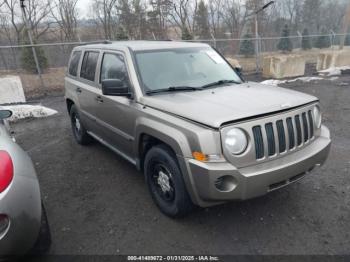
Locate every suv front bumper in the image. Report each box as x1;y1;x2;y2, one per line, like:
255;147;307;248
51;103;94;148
185;125;331;207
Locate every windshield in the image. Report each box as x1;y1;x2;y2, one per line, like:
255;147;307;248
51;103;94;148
134;47;242;93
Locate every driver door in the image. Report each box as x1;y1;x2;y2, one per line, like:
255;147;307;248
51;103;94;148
94;51;138;161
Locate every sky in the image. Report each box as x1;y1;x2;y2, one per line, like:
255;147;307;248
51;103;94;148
77;0;91;18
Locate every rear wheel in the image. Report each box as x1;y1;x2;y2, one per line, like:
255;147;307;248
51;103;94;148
144;145;193;218
70;105;92;145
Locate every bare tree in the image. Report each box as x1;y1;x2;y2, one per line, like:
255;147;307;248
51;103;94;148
279;0;302;33
91;0;118;39
169;0;198;35
320;0;348;33
1;0;24;44
50;0;79;41
24;0;54;41
222;0;249;38
208;0;226;38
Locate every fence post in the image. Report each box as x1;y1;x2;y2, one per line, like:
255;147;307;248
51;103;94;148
297;31;302;49
254;14;260;72
330;30;334;49
210;33;217;48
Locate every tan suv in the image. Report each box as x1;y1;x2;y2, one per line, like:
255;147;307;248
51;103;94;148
65;41;331;217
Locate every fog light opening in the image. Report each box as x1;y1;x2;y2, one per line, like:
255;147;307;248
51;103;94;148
214;176;237;192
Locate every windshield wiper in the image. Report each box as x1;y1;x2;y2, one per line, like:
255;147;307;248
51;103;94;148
146;86;203;95
201;80;241;89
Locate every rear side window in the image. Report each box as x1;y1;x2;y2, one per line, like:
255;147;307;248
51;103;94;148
80;51;99;82
68;51;81;76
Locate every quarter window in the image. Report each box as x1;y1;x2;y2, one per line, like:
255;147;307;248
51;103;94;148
100;53;129;85
80;51;99;82
68;51;81;76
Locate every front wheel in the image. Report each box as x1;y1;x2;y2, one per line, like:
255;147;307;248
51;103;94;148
144;145;194;218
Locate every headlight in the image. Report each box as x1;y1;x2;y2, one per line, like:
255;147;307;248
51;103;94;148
313;106;322;129
225;128;248;155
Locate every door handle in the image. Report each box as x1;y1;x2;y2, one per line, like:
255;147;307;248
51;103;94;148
76;87;82;93
96;95;104;103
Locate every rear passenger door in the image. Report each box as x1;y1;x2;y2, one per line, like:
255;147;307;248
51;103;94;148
77;50;101;133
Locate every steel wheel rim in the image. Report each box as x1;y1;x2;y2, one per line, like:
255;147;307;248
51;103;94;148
72;113;81;137
151;163;175;202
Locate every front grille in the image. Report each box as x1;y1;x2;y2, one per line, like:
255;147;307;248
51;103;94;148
252;110;315;160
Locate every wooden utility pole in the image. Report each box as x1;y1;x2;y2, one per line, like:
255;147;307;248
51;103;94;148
20;0;45;88
340;3;350;50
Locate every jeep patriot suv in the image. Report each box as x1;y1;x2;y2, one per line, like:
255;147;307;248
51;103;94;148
65;41;331;217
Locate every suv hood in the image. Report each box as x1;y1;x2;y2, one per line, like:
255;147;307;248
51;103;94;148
140;82;318;128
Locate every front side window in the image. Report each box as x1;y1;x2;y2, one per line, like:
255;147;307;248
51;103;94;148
135;47;242;93
68;51;81;76
80;51;99;82
100;53;129;82
100;53;129;86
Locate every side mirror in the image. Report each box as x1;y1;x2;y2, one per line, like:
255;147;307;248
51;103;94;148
101;79;131;97
0;110;12;120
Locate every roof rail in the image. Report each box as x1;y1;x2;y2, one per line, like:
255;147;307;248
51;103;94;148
79;40;112;46
153;39;173;41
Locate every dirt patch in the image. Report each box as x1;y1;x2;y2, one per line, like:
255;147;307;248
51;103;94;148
0;67;66;100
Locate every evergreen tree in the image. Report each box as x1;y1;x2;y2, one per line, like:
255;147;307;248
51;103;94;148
20;33;48;73
194;0;210;39
118;0;131;33
302;28;312;50
182;27;193;40
239;33;255;57
116;26;129;40
277;24;293;52
314;28;331;49
147;0;172;40
21;46;48;73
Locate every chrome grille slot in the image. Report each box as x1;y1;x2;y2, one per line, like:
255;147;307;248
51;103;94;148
276;120;286;153
265;123;276;156
302;112;309;142
251;109;315;160
286;117;295;149
308;110;314;138
295;115;302;146
252;126;264;159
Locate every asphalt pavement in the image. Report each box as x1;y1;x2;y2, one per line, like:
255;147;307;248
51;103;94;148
11;75;350;255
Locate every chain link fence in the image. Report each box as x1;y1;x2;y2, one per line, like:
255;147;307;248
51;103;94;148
0;33;349;97
1;33;349;71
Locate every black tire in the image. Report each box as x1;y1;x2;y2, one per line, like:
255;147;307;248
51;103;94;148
144;145;194;218
30;203;51;255
70;104;92;145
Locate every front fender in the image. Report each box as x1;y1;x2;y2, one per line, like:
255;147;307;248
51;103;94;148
134;117;204;205
134;117;193;158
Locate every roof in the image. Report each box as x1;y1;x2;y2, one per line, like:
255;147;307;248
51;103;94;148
78;41;210;51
